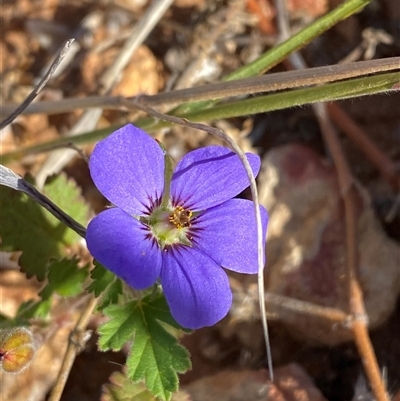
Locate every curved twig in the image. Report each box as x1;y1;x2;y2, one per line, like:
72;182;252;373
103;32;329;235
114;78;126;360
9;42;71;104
0;39;75;130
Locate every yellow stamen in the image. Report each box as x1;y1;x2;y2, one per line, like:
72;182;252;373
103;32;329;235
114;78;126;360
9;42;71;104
169;206;192;229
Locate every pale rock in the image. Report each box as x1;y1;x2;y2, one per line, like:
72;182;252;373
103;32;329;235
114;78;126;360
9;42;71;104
230;144;400;345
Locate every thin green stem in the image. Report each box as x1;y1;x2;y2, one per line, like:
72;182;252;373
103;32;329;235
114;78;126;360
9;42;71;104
158;141;174;208
177;72;400;123
172;0;372;114
1;72;398;164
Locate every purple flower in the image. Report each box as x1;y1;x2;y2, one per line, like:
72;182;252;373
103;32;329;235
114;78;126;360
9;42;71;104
86;124;268;329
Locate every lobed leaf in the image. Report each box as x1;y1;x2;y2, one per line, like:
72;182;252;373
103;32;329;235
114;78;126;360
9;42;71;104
87;262;117;297
0;174;88;280
98;295;191;400
40;257;89;300
16;299;52;321
102;371;156;401
87;262;123;310
43;174;88;244
0;185;62;280
98;279;124;310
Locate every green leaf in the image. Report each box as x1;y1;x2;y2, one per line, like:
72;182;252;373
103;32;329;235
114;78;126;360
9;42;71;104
14;258;87;322
87;263;116;297
0;186;61;280
16;299;52;321
87;262;123;310
43;174;89;244
98;279;123;310
0;174;88;280
0;313;14;329
102;371;157;401
98;302;138;351
98;295;191;400
40;258;89;300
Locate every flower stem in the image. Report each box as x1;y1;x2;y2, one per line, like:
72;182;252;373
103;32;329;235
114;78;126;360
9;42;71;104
157;140;174;209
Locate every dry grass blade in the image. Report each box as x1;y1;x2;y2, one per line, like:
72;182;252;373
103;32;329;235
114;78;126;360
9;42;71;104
1;57;398;118
119;97;274;381
0;39;75;130
35;0;175;189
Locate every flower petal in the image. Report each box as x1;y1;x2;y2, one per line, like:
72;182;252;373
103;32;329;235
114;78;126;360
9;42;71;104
89;124;164;215
191;199;268;274
86;208;161;289
171;146;260;210
161;246;232;329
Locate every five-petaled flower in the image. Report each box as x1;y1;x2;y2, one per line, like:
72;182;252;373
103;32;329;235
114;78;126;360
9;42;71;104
86;124;268;329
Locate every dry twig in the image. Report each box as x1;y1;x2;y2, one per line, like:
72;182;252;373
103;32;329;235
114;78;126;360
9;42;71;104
2;57;398;118
327;103;400;191
317;106;389;401
274;0;389;399
48;296;99;401
35;0;175;188
0;39;75;130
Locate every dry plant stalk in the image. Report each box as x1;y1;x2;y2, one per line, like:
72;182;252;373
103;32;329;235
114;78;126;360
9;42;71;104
327;103;400;191
0;39;75;130
47;296;98;401
318;109;390;401
319;83;390;401
274;0;390;398
1;57;399;118
120;97;274;379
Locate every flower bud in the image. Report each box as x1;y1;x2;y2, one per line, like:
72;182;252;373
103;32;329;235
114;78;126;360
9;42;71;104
0;327;35;373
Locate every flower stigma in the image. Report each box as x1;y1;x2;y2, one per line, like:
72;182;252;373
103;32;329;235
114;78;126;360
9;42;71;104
147;204;193;249
169;206;192;229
